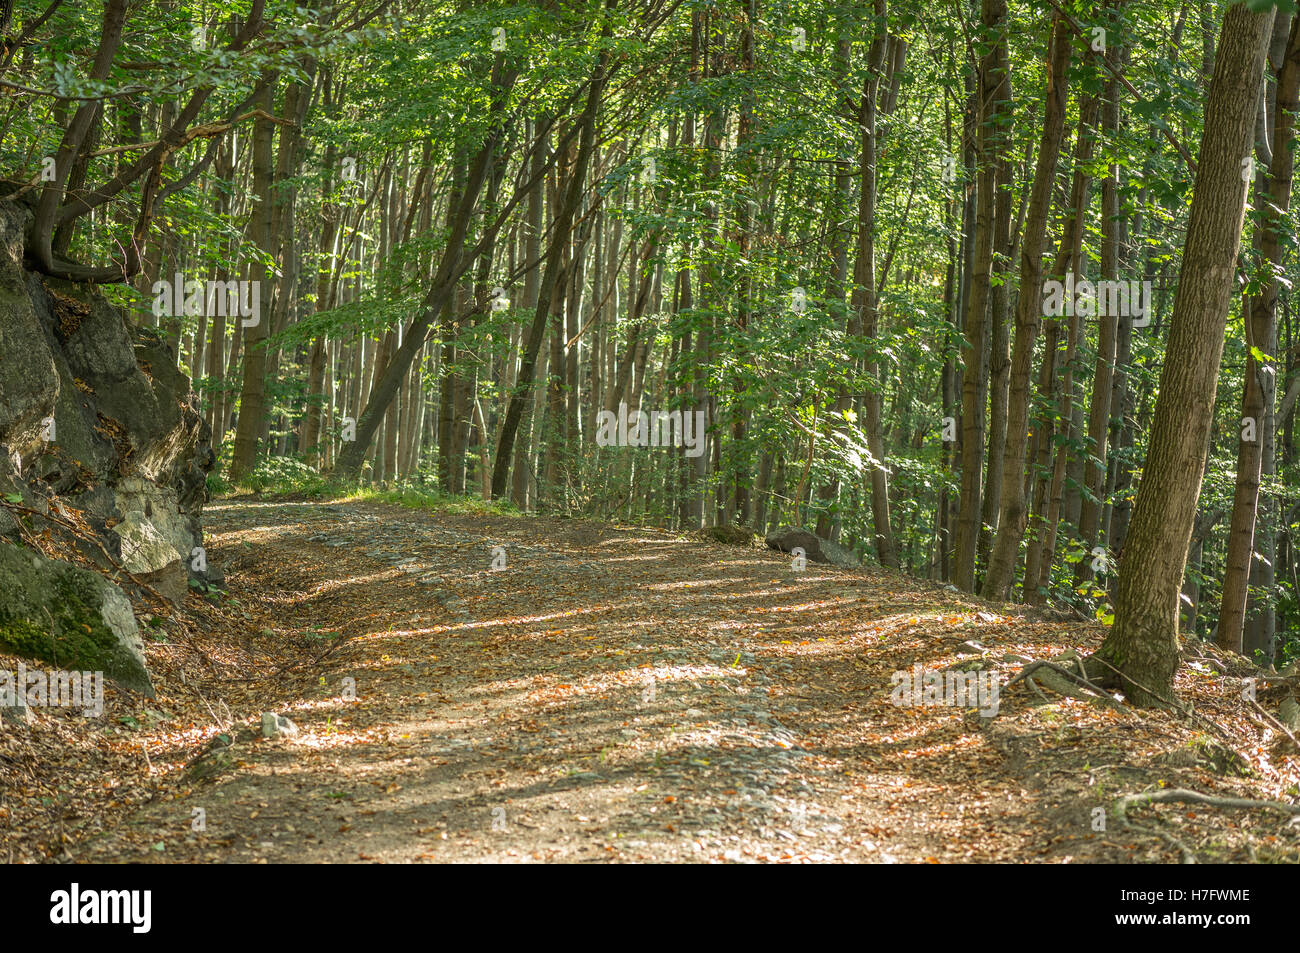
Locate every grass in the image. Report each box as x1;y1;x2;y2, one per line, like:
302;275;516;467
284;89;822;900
209;455;518;519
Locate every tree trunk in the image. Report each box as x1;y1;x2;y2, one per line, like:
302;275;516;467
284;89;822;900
955;0;1009;589
1217;13;1299;656
982;11;1072;600
492;47;609;498
1095;1;1275;705
854;0;898;568
229;81;277;481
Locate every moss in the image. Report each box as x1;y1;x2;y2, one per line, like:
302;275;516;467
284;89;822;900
0;571;122;672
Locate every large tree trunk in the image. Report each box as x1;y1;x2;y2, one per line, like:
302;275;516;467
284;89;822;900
1076;32;1126;584
229;81;278;481
977;43;1017;577
1217;12;1299;656
854;0;898;568
1094;1;1275;706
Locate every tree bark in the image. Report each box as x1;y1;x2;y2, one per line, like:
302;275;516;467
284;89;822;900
491;42;610;498
1217;13;1299;656
1095;1;1275;705
981;11;1072;600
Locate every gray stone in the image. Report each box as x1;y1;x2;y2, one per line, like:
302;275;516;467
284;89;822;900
1278;696;1300;731
0;208;57;459
1;701;32;727
113;512;186;602
764;526;860;569
260;713;299;739
0;201;219;603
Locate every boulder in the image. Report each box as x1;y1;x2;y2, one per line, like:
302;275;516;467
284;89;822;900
765;526;862;569
260;713;298;739
0;199;218;687
113;513;187;603
1279;696;1300;732
0;541;154;696
0;205;57;461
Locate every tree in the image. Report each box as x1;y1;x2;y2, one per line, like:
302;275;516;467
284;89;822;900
981;10;1072;601
1092;0;1276;706
1216;12;1300;657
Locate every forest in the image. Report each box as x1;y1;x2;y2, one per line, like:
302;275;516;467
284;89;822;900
1;0;1300;869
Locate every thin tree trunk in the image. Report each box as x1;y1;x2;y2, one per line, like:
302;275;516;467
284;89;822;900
982;12;1072;600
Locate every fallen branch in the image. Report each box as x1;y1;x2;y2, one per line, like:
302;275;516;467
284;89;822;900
1246;696;1300;757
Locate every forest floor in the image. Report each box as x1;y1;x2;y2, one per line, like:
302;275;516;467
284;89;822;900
4;497;1300;864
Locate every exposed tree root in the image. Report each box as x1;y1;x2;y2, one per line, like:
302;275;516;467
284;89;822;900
1114;787;1300;826
1111;788;1300;864
1005;659;1126;709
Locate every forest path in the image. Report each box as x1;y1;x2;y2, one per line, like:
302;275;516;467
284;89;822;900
76;499;1118;863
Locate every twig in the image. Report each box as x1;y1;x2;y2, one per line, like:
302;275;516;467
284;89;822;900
1126;822;1196;864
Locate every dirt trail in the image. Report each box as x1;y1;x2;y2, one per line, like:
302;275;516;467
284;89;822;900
64;500;1300;864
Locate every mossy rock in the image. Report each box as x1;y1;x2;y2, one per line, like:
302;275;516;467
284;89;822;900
0;540;153;696
701;525;756;546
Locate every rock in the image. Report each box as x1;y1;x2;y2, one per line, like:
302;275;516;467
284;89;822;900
113;512;186;602
1;701;32;727
113;478;198;561
0;206;58;460
764;526;861;569
0;200;219;603
1278;696;1300;731
766;527;823;561
260;712;298;739
0;540;154;696
701;525;755;546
